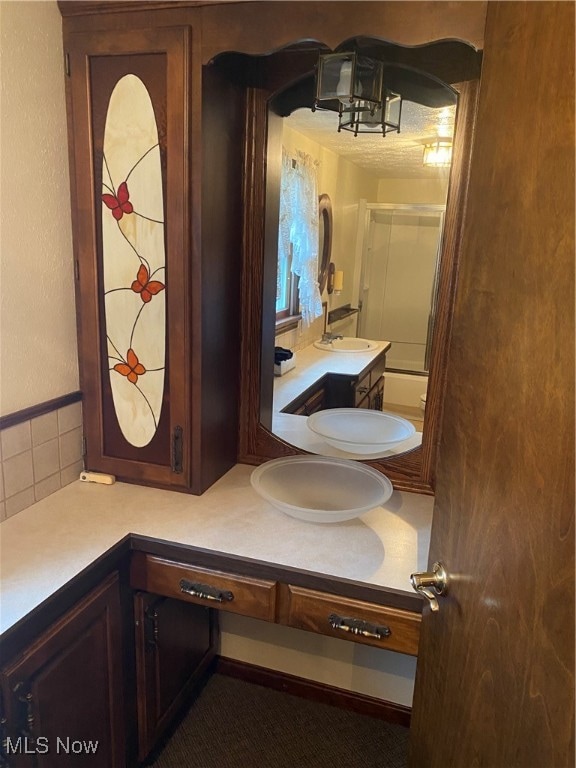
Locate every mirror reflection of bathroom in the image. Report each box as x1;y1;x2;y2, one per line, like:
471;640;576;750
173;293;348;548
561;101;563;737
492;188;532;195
266;52;458;457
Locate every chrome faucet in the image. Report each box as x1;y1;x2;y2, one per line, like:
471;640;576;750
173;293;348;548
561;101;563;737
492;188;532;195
320;332;344;343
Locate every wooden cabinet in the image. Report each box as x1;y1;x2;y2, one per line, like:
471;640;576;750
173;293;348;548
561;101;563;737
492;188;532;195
0;574;124;768
134;592;216;762
63;20;243;494
0;546;423;768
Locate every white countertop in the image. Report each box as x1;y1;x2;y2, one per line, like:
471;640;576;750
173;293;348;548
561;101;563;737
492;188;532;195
0;464;433;635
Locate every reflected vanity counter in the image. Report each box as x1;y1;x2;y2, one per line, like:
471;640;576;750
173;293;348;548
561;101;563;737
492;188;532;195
272;341;423;458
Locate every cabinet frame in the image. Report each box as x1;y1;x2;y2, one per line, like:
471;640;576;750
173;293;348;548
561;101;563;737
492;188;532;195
66;26;193;489
63;20;244;494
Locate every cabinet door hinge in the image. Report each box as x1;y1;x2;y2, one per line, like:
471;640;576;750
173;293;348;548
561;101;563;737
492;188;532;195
64;52;70;77
74;260;80;281
171;426;183;473
82;437;87;457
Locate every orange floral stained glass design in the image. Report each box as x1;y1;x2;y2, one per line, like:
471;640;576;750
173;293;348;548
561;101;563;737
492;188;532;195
113;348;146;384
131;264;165;303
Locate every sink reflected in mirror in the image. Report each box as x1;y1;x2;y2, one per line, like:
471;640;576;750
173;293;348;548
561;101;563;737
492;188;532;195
307;408;416;454
313;337;379;353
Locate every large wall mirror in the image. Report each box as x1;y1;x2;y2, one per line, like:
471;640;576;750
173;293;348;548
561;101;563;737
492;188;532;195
237;33;482;494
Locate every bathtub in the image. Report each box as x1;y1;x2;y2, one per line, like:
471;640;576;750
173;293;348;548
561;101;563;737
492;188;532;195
383;371;428;411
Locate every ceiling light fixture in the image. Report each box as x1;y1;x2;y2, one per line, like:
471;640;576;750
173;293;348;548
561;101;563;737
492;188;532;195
313;51;402;137
423;138;453;167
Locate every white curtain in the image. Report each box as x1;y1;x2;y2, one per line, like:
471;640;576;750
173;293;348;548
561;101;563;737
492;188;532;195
278;148;323;327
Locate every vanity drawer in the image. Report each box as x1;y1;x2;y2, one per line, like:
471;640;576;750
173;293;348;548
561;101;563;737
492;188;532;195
133;555;278;622
283;585;421;655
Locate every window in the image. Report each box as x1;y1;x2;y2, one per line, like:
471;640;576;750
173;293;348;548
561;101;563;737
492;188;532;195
276;148;323;329
276;241;298;321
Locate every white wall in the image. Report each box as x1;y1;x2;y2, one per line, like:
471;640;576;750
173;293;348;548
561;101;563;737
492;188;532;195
378;176;449;205
0;0;79;416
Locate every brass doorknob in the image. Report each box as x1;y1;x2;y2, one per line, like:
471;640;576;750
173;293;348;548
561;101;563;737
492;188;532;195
410;561;448;612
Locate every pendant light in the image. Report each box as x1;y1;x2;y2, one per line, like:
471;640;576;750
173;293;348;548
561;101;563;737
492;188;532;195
313;51;402;137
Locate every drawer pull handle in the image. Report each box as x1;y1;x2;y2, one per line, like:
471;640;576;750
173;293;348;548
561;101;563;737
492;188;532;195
328;613;391;640
179;579;234;603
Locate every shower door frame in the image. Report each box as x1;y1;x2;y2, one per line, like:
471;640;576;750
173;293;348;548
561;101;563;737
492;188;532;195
356;202;446;375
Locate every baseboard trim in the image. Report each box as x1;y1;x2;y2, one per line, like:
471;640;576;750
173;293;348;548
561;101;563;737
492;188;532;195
215;656;411;728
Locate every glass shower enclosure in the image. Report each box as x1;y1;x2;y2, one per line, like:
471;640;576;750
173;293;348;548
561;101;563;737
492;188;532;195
356;204;445;374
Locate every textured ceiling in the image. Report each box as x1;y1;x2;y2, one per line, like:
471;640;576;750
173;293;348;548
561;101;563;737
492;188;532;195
285;100;456;179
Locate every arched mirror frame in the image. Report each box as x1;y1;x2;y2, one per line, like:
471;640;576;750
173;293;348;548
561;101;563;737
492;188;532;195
238;57;480;495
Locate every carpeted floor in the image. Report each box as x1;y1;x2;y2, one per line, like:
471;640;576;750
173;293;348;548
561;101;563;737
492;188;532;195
151;674;409;768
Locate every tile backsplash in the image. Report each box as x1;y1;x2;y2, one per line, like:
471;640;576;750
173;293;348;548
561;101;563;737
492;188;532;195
276;314;326;353
0;402;84;521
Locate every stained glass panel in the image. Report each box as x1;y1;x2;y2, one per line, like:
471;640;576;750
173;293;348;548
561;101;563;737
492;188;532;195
102;74;166;447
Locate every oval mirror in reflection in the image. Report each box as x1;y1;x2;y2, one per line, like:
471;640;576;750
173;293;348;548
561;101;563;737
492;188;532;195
317;193;332;294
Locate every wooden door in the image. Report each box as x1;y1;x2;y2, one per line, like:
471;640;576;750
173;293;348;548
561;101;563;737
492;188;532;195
134;592;216;762
0;574;125;768
65;26;192;489
410;3;574;766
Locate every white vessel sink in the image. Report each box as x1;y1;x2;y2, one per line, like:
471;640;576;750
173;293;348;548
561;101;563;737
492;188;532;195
313;337;378;352
250;456;393;523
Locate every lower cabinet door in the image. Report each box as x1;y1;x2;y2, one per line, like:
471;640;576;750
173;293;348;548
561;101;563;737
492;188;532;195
0;573;125;768
134;592;216;762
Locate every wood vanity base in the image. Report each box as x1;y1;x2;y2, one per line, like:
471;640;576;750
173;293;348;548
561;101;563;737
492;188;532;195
1;537;422;768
